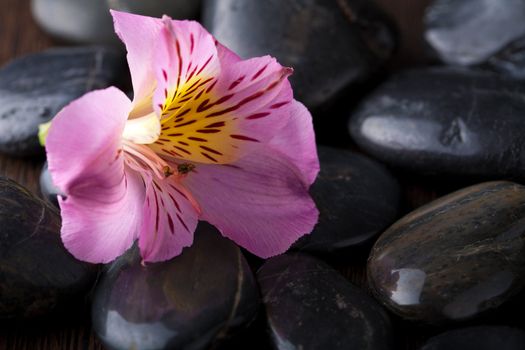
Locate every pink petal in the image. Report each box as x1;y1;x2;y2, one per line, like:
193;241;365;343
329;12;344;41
151;51;295;165
139;176;199;262
111;10;163;110
268;100;319;185
182;148;318;258
153;17;220;118
46;87;145;263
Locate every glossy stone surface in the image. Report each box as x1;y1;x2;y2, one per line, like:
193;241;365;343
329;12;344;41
258;253;393;350
293;146;400;256
31;0;201;45
421;326;525;350
0;177;97;319
425;0;525;78
349;67;525;178
39;161;61;208
203;0;396;111
0;47;122;156
92;223;259;350
368;181;525;323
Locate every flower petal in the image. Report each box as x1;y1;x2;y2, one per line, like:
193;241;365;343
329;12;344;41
152;49;294;165
111;10;163;112
58;168;144;264
153;16;220;119
46;87;144;263
138;176;199;262
181;148;318;258
268;100;319;185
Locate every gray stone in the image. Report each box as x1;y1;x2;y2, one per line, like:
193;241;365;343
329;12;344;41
39;161;61;207
0;47;123;156
31;0;201;45
349;67;525;178
424;0;525;78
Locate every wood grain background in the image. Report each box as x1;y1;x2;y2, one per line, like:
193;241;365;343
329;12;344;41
0;0;505;349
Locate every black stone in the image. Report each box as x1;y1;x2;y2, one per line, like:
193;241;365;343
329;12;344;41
484;36;525;79
31;0;201;45
424;0;525;78
203;0;396;111
349;67;525;178
368;181;525;323
0;177;97;319
293;146;400;256
0;47;123;156
420;326;525;350
258;253;393;350
39;161;61;208
92;223;259;350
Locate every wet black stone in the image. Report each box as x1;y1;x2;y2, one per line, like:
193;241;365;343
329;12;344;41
420;326;525;350
424;0;525;78
0;177;97;319
92;223;260;350
258;253;393;350
39;161;61;208
293;146;400;257
368;181;525;324
349;67;525;178
0;47;123;156
31;0;201;45
203;0;397;111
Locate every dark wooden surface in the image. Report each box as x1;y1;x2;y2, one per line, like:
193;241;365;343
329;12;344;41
0;0;509;349
0;1;104;349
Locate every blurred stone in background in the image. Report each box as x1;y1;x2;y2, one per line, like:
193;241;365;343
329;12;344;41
31;0;201;45
39;161;60;207
425;0;525;78
203;0;397;112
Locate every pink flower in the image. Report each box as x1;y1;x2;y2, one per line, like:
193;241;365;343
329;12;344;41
45;11;319;263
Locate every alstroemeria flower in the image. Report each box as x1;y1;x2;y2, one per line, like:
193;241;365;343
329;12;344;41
45;11;319;263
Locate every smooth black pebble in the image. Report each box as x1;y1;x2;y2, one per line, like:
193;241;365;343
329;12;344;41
349;67;525;178
420;326;525;350
0;177;97;319
293;146;400;257
92;223;260;350
368;181;525;323
258;253;393;350
203;0;397;111
0;47;123;156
